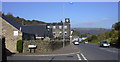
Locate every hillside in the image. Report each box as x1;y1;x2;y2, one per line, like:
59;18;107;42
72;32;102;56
72;28;111;35
4;13;46;26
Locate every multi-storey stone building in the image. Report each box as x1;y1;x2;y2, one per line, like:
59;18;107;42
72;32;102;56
47;18;71;40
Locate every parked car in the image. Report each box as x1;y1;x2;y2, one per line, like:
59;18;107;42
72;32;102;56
84;41;88;44
72;41;79;45
99;41;110;47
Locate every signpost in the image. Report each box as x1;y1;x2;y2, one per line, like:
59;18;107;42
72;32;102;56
28;45;37;53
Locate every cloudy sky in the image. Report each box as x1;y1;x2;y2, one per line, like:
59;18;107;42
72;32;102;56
2;2;118;29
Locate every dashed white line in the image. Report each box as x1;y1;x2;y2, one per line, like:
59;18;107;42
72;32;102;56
99;48;117;53
106;50;117;53
81;53;87;60
76;54;81;60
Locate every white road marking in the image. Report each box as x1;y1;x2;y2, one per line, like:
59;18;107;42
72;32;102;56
81;53;87;60
76;54;81;60
106;50;117;53
99;48;117;53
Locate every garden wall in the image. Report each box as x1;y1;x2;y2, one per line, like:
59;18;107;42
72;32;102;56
23;40;70;53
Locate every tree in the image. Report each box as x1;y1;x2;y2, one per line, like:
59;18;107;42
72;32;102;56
72;30;80;36
112;22;120;48
6;13;14;17
87;35;98;42
112;22;120;30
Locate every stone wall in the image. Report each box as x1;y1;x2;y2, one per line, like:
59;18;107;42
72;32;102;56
2;18;22;53
23;40;70;53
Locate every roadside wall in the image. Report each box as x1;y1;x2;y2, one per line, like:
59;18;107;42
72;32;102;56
23;40;70;53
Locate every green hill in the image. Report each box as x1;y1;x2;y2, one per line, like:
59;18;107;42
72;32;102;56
72;28;111;35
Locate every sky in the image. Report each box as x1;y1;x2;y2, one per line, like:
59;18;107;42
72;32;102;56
1;0;120;2
2;2;118;29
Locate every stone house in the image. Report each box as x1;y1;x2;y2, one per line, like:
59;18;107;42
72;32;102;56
2;16;23;53
46;18;71;40
1;15;51;53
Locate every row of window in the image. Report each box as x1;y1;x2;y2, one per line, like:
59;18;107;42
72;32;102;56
47;25;67;29
53;31;67;35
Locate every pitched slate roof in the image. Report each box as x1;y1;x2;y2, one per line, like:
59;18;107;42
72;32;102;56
2;15;22;30
2;15;47;37
22;25;47;37
47;23;63;25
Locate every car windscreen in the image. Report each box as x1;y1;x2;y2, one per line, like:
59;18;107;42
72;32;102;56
101;41;109;43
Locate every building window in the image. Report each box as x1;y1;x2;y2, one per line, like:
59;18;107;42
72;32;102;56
47;26;50;28
59;31;62;35
53;32;56;35
53;26;56;29
64;26;67;29
64;31;67;35
13;31;18;36
59;26;62;29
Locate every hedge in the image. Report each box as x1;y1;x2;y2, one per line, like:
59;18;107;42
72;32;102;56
16;40;23;53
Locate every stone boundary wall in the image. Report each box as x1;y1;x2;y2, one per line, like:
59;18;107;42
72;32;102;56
23;40;70;53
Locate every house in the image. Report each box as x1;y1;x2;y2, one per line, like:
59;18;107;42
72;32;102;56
1;15;51;52
46;18;71;40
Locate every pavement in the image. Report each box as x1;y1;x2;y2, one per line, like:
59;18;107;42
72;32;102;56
11;44;80;56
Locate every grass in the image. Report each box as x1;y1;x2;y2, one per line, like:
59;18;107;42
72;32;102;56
89;41;99;43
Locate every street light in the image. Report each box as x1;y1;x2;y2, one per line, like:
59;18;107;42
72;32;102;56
62;2;74;48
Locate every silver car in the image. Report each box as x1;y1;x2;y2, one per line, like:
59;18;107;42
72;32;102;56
99;41;110;47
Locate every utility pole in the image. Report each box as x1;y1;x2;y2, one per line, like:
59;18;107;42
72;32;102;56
63;21;65;48
62;2;74;48
62;2;65;48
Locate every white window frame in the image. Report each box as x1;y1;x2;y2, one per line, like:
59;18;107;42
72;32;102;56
59;31;62;34
64;26;67;29
53;32;56;35
59;26;62;29
59;31;62;35
13;31;18;36
64;31;67;35
47;26;50;28
53;26;56;29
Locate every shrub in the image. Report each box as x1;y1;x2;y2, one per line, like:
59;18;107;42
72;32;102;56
17;40;23;53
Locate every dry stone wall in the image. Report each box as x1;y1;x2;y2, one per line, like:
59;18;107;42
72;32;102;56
23;40;69;53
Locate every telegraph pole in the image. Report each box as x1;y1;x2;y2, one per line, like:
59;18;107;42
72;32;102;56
62;2;65;48
62;2;74;48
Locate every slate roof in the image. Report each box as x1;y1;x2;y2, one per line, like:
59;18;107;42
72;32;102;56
2;15;22;30
2;15;47;37
22;25;47;37
47;23;63;25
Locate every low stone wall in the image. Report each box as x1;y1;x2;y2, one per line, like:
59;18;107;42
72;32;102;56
23;40;70;53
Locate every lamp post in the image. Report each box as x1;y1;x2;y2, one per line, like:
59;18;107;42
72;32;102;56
62;2;74;48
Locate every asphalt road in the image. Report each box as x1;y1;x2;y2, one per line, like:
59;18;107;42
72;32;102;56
7;43;119;62
75;43;119;60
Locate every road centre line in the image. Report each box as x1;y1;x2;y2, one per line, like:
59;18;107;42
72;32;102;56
99;48;117;53
76;54;81;60
81;53;87;60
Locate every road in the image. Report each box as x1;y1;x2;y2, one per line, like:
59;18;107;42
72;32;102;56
7;43;119;62
76;43;118;60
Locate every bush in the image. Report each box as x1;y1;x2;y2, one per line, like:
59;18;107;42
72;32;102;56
17;40;23;53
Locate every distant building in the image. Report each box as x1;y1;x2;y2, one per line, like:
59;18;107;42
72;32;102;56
46;18;71;40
